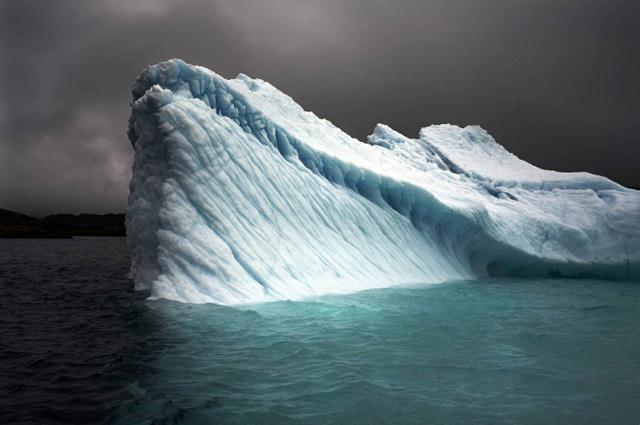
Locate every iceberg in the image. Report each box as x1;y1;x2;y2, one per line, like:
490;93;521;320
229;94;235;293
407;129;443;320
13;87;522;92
126;59;640;305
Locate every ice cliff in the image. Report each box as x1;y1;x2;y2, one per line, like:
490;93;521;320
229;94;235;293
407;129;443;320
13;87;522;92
127;59;640;304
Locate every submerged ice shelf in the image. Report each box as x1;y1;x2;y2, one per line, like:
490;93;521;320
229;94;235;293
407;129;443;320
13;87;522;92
127;59;640;305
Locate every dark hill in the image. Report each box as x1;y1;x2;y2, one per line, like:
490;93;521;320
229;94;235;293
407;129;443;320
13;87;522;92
0;209;125;238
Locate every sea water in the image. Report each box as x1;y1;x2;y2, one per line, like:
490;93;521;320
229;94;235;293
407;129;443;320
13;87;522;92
1;238;639;424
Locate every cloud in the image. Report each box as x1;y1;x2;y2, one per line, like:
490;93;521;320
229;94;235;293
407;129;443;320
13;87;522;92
1;0;638;216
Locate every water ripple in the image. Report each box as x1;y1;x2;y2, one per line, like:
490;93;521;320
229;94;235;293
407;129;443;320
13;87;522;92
1;239;639;424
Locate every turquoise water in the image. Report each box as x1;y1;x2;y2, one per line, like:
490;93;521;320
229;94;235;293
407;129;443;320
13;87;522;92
2;238;639;424
114;280;640;424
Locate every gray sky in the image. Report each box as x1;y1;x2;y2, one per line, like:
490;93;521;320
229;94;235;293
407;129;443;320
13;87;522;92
1;0;638;217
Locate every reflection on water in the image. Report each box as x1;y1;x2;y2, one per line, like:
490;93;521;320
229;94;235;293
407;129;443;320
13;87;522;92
1;238;639;424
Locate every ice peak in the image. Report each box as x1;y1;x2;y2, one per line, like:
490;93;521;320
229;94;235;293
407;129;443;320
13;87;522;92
366;123;409;148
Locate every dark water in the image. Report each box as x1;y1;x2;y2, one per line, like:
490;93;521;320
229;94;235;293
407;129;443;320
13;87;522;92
1;238;639;424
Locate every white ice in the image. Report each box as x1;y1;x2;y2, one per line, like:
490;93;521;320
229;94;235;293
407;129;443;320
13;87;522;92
127;59;640;305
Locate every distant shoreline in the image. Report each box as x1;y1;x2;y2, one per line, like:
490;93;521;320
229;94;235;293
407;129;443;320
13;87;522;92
0;209;125;238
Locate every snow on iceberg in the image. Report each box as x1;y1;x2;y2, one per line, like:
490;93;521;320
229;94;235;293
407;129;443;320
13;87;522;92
126;59;640;305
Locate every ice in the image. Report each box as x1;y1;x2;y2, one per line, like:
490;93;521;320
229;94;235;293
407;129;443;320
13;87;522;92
127;59;640;304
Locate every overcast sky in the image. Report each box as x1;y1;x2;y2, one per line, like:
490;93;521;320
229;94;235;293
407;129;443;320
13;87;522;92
1;0;638;217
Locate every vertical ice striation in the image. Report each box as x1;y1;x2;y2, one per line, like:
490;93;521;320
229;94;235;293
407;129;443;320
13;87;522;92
127;59;640;304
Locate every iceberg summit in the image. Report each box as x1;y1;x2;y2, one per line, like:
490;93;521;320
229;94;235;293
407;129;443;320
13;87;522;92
127;59;640;305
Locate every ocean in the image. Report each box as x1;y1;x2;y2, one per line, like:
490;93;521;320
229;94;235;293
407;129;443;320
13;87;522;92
1;237;639;424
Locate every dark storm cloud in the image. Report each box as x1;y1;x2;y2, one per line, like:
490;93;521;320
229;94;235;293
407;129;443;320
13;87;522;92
1;0;638;216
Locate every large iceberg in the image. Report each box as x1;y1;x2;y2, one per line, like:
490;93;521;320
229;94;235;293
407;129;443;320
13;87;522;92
127;59;640;305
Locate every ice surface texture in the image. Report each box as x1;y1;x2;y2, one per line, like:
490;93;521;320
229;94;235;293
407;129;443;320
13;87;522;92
127;59;640;304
